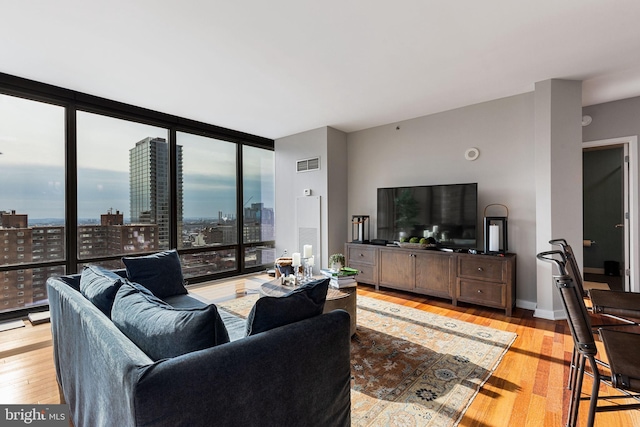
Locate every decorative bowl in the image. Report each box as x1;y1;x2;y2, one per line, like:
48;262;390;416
396;242;436;250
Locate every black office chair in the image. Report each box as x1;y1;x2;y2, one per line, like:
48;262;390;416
537;250;640;427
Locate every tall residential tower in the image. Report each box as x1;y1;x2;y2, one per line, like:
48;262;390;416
129;137;183;247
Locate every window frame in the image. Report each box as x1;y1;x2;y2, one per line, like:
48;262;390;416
0;72;274;319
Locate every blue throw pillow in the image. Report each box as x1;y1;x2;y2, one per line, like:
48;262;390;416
246;277;329;336
80;264;125;318
111;282;230;361
122;250;187;299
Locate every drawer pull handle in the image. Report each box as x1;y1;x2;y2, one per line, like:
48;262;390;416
477;267;484;271
477;289;483;294
359;253;364;257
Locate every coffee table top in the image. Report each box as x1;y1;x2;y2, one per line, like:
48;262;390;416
260;278;353;300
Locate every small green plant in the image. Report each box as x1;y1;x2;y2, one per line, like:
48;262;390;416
329;253;345;269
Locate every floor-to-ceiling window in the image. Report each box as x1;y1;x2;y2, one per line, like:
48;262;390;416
0;93;66;314
177;132;238;278
242;145;275;269
76;111;170;269
0;74;274;318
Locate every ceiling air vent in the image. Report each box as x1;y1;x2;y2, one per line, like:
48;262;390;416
296;157;320;173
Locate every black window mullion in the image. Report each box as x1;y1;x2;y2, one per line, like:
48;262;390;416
65;104;79;274
237;143;245;273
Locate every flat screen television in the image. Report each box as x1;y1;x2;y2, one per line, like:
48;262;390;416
377;183;478;249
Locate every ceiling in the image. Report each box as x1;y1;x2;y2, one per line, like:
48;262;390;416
2;1;640;140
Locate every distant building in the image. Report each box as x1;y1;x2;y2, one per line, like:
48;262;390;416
1;210;63;311
129;137;183;248
101;209;124;226
1;210;28;228
2;209;159;312
243;203;275;242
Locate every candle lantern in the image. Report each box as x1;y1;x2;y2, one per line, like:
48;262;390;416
352;215;370;243
483;204;508;253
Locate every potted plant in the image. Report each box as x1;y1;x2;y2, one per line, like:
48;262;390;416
329;253;345;271
395;188;419;238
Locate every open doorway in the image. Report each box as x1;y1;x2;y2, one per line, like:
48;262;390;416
583;136;638;292
583;145;626;290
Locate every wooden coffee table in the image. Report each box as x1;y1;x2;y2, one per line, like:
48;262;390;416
260;278;357;336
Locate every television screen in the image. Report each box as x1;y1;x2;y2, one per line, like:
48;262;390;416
377;183;478;249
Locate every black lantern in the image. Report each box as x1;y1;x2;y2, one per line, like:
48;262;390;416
483;204;508;253
352;215;370;243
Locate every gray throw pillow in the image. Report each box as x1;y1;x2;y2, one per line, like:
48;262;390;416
80;264;125;318
111;282;230;361
122;249;187;299
246;277;329;336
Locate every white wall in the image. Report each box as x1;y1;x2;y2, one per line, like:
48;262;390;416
274;126;348;269
346;93;538;306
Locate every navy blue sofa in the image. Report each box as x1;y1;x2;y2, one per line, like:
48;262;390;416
46;271;351;427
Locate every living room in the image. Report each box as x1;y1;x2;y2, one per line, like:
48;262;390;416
3;1;640;426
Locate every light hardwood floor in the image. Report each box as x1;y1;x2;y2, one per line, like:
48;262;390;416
1;274;639;426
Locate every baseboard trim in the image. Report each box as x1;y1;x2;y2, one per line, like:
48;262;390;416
516;299;537;311
533;307;566;321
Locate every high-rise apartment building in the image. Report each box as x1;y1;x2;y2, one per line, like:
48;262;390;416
1;210;63;311
129;137;183;247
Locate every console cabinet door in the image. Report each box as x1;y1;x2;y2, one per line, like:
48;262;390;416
379;248;414;290
414;252;453;298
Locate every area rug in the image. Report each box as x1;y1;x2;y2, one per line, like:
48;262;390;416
216;294;517;427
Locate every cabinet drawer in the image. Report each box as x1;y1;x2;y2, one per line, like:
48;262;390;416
458;279;505;307
347;245;376;265
458;256;505;282
349;262;376;284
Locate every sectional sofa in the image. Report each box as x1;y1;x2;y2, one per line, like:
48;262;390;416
46;250;351;427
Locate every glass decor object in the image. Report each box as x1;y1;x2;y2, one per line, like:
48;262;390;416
484;204;508;253
352;215;370;243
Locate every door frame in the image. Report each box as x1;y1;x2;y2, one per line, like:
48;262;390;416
583;136;638;292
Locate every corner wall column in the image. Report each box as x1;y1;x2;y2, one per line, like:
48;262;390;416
534;79;583;319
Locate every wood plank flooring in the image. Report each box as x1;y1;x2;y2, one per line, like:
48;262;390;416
1;274;639;426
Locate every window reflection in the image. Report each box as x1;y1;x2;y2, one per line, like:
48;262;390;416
178;132;237;250
77;112;170;258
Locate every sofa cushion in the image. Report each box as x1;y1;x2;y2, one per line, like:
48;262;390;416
111;282;230;360
122;249;187;298
246;277;329;336
79;264;125;317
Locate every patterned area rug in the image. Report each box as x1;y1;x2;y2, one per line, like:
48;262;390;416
216;294;516;427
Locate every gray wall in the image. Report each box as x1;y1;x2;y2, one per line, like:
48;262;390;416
583;96;640;290
346;93;538;305
583;97;640;142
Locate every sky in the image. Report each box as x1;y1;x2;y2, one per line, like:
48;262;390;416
0;93;274;221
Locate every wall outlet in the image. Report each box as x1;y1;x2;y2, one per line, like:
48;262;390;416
303;188;311;196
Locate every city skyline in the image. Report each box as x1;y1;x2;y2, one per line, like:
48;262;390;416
1;162;272;222
0;95;274;223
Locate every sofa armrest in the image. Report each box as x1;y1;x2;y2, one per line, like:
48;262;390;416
134;310;351;427
47;277;152;427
